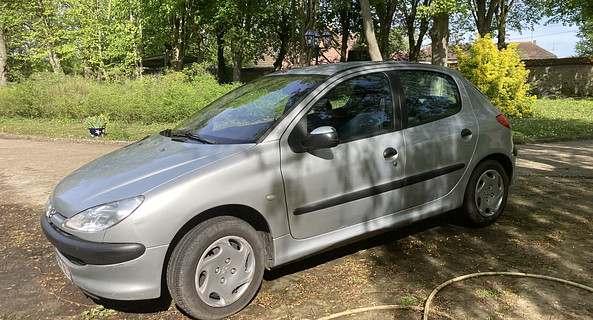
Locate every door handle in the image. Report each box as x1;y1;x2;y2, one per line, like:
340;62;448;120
461;128;473;141
383;147;399;167
383;147;398;160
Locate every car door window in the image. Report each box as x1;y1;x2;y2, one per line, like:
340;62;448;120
399;71;461;126
307;73;394;142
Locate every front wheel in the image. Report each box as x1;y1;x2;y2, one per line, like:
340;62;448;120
462;160;509;227
167;216;265;319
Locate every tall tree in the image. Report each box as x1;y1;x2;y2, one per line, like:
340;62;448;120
0;2;9;87
299;0;317;66
421;0;461;66
576;19;593;56
495;0;512;49
0;27;7;87
375;0;399;60
318;0;361;62
265;0;293;69
360;0;382;60
469;0;499;36
227;0;266;82
430;12;449;65
399;0;431;61
165;0;197;71
26;0;69;73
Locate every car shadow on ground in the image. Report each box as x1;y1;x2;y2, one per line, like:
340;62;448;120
264;210;467;281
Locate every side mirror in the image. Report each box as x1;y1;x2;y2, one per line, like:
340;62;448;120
302;126;339;150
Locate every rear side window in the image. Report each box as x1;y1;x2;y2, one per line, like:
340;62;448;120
399;71;461;126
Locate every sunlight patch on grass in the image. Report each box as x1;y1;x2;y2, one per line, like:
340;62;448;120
510;98;593;142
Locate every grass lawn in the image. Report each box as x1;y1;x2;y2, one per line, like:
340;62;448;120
510;98;593;143
0;117;173;141
1;98;592;143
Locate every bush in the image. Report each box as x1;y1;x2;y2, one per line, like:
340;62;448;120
0;64;240;124
457;34;536;117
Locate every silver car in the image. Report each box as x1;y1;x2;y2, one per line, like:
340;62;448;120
42;62;516;319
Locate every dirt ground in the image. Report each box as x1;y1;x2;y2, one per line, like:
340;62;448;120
0;133;592;320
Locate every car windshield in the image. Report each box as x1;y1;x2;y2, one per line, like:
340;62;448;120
172;75;325;144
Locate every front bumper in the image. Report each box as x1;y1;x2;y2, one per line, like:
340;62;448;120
41;215;168;300
41;215;145;265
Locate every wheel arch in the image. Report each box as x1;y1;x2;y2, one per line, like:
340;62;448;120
475;152;514;184
162;205;274;293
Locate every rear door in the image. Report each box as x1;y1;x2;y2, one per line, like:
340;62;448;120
280;72;406;239
398;70;478;209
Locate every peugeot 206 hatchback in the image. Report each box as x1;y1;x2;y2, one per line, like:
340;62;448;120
42;62;516;319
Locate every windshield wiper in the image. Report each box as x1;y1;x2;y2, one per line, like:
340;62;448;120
171;132;219;144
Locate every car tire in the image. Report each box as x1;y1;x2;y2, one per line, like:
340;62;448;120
166;216;265;320
462;160;509;227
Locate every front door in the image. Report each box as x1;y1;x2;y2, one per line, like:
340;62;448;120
280;72;406;239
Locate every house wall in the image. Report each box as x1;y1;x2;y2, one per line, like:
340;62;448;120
524;57;593;97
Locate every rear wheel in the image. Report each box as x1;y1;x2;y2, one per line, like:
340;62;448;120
462;160;509;227
167;216;265;319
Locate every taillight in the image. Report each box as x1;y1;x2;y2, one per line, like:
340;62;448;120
496;114;511;129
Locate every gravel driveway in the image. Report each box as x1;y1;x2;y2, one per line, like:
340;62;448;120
1;134;591;319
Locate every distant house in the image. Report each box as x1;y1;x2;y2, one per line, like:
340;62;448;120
420;40;558;67
512;41;557;60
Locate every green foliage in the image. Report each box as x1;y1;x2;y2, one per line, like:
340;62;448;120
576;19;593;56
457;34;536;117
0;65;239;124
81;305;117;320
84;114;108;128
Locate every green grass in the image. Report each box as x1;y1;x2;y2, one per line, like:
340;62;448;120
0;117;173;141
1;98;592;143
510;98;593;143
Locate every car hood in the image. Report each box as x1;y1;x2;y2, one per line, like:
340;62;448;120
51;135;253;217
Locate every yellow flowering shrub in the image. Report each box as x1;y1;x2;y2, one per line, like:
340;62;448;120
457;34;536;117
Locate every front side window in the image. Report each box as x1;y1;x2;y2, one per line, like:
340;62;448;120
399;71;461;126
306;73;394;142
173;75;324;143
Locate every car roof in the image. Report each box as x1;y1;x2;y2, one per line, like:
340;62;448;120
267;61;462;77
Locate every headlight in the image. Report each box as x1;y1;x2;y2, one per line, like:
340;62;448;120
63;196;144;232
45;199;56;218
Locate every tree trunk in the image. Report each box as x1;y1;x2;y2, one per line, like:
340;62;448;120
376;0;398;60
0;27;7;87
298;0;316;66
274;38;289;70
133;0;144;78
232;47;242;82
216;31;227;83
37;0;63;74
430;12;449;66
496;0;513;50
359;0;382;61
171;12;186;71
339;8;349;62
401;0;430;62
47;49;62;73
290;0;298;66
273;7;290;70
473;0;500;37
